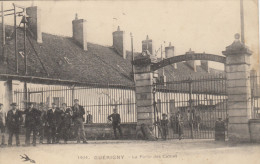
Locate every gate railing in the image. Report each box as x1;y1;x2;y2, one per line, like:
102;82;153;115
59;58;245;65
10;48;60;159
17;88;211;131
154;74;227;139
13;83;136;124
250;73;260;119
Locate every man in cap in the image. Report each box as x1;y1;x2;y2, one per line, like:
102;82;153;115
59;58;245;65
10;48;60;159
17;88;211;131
6;103;23;146
160;113;169;140
72;99;87;144
38;103;47;144
24;102;41;146
108;107;123;139
46;103;62;144
60;103;73;144
0;103;6;146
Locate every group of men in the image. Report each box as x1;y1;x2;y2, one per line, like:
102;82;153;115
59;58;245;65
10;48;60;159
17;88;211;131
0;99;88;147
159;110;202;140
159;111;184;140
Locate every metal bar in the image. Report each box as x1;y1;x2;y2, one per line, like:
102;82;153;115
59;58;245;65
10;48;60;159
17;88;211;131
1;2;6;63
240;0;245;44
0;9;14;12
14;4;18;73
13;4;27;9
0;11;23;17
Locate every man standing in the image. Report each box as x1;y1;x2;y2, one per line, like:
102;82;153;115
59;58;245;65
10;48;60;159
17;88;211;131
46;103;61;144
176;111;184;140
160;113;169;140
24;102;41;146
60;103;73;144
108;107;123;139
0;103;6;146
38;103;47;144
6;103;23;146
72;99;87;144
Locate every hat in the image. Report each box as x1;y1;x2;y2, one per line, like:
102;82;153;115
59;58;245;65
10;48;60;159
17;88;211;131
10;103;17;106
162;113;167;117
52;102;56;105
74;99;79;101
39;102;44;106
0;103;3;106
62;103;67;105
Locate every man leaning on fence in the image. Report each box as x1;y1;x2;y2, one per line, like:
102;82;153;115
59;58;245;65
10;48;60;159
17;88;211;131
72;99;87;144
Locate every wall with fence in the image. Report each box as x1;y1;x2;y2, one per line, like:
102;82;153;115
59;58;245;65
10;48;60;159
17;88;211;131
13;84;136;123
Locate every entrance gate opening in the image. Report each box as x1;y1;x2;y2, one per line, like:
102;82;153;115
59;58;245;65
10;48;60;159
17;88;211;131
153;74;228;139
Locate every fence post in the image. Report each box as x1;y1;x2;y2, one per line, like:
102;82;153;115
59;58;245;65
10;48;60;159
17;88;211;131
133;51;157;140
222;33;252;142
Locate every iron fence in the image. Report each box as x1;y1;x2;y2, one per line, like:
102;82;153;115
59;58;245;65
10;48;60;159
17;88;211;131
13;83;136;123
154;74;228;139
250;73;260;119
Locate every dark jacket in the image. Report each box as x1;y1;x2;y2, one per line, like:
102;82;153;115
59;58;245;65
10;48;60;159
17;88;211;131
39;110;47;126
108;113;121;125
72;105;85;120
86;114;93;124
24;108;41;128
160;119;169;128
6;109;23;130
61;108;73;126
47;108;62;127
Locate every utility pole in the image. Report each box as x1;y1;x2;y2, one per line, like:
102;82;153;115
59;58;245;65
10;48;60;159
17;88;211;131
130;32;134;81
1;1;6;64
22;15;28;75
240;0;245;44
13;4;18;73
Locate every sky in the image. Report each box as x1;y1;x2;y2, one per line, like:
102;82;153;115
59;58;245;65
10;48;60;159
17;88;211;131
1;0;259;70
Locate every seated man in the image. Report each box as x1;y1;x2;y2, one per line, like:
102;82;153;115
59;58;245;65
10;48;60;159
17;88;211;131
86;111;93;124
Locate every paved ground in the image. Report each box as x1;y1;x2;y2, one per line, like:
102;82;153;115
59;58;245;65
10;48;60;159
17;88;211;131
0;139;260;164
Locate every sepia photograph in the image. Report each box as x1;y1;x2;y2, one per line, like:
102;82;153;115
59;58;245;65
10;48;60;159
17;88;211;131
0;0;259;163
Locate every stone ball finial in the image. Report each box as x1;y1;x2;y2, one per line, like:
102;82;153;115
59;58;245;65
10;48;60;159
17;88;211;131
117;26;121;31
146;35;149;40
75;13;78;20
234;33;240;40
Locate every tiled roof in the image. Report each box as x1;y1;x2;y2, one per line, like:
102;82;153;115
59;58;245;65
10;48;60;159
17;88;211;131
0;24;224;86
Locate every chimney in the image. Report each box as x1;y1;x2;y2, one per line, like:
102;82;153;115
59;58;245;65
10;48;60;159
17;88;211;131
165;42;177;69
26;6;42;43
142;35;154;55
201;60;209;72
185;48;196;72
72;14;87;51
112;26;126;59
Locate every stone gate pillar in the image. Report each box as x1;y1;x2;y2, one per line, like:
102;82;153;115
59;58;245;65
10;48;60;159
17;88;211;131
223;34;252;142
133;51;157;140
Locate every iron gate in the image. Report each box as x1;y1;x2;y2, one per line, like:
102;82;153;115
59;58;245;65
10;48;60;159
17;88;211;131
154;74;228;139
13;83;136;124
